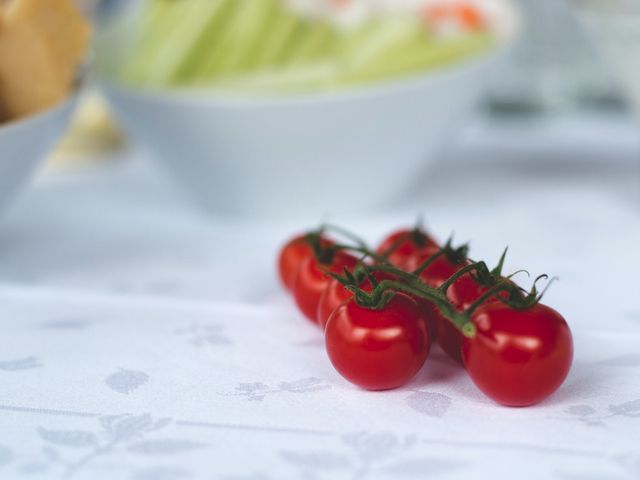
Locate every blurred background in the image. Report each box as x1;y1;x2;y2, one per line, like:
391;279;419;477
0;0;637;299
47;0;639;214
0;5;639;478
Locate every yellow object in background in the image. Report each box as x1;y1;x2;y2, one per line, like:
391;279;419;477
50;91;125;168
0;0;91;122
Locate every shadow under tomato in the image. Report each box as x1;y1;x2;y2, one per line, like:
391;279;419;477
535;360;610;407
409;346;467;387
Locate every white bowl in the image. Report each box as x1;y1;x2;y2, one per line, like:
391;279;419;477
101;51;510;218
0;95;79;215
100;13;518;217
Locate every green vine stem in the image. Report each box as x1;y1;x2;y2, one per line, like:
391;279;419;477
377;226;431;259
323;223;370;250
411;249;445;275
332;262;486;338
439;261;488;293
303;224;552;338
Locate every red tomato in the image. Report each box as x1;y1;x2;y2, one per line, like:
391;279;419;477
376;228;438;267
292;252;358;323
462;302;573;406
325;294;431;390
446;272;489;310
316;271;398;330
278;234;332;291
406;251;466;364
406;251;511;365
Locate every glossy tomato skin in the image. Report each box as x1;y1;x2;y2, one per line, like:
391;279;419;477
277;234;332;291
446;272;489;310
292;252;358;323
376;229;438;267
316;272;398;330
462;302;573;406
406;252;466;364
317;278;351;330
325;294;431;390
406;252;458;286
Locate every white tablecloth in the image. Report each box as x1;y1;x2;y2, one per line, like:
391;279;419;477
0;123;639;480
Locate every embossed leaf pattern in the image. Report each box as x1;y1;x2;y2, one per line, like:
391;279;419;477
37;428;97;448
40;319;91;330
280;451;351;470
353;432;398;458
0;445;12;467
406;392;452;417
105;369;149;394
341;431;405;462
99;414;171;441
218;474;271;480
175;323;231;347
236;382;268;393
151;417;173;431
277;377;329;393
610;399;640;417
383;458;465;476
0;357;42;371
109;414;152;439
566;405;596;416
132;466;193;480
127;439;206;455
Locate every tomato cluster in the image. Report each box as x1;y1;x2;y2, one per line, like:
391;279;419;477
277;226;573;407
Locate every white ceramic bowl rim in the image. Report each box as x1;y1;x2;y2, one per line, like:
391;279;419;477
101;25;519;109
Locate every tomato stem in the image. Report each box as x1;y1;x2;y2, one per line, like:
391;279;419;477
378;231;413;259
307;223;553;339
464;281;518;316
370;279;477;338
323;224;369;250
335;262;478;338
411;248;445;275
438;261;489;293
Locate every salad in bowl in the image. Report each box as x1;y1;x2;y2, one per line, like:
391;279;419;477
98;0;519;217
110;0;514;93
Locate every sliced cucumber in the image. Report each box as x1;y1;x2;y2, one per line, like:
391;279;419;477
118;0;496;92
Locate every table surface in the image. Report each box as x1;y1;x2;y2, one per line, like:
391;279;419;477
0;118;639;480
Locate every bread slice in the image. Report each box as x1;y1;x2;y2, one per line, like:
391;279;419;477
0;0;90;120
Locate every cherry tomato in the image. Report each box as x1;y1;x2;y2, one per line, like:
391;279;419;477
406;250;511;363
325;293;431;390
278;234;333;291
406;251;466;364
462;302;573;406
376;228;438;267
292;252;358;323
316;271;398;330
446;272;489;310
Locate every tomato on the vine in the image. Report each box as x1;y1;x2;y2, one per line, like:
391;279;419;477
406;251;468;364
462;302;573;406
325;293;431;390
376;228;438;267
278;234;333;290
292;251;358;323
317;271;398;329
